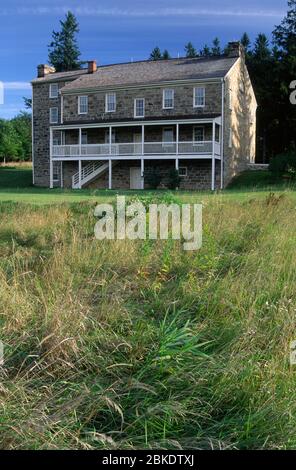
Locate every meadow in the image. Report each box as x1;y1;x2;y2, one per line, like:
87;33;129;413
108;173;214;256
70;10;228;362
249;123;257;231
1;166;296;449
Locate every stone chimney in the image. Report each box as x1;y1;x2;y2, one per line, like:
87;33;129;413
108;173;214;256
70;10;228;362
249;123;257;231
37;64;56;78
227;42;244;58
88;60;97;74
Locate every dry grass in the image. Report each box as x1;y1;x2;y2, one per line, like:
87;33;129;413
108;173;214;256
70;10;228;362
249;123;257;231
1;192;296;449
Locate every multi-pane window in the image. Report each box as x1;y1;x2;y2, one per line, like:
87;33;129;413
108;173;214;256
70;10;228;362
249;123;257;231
50;107;58;124
134;98;145;118
53;162;60;182
194;87;205;107
193;126;204;143
78;96;88;114
81;131;88;145
106;93;116;112
49;83;59;98
104;130;116;143
162;127;174;146
163;89;174;109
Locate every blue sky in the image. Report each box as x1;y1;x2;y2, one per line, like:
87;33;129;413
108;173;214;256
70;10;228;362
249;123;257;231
0;0;288;119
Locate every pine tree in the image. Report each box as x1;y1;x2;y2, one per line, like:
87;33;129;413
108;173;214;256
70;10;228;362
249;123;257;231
211;37;221;56
162;49;171;60
200;44;211;57
150;47;162;61
253;33;271;61
241;32;251;56
184;42;198;58
48;11;82;72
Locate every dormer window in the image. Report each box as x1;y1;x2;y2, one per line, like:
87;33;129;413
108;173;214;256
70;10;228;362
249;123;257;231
49;83;59;99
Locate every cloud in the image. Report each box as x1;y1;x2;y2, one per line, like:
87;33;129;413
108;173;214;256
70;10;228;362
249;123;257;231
0;6;285;19
3;82;31;91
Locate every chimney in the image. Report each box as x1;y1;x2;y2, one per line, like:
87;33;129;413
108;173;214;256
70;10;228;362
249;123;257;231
37;64;55;78
227;42;244;58
88;60;97;74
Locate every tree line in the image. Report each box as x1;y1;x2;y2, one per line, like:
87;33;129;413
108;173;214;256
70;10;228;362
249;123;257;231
0;113;31;163
3;1;296;163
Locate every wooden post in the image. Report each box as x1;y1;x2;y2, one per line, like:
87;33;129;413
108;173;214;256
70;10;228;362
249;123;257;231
109;159;112;189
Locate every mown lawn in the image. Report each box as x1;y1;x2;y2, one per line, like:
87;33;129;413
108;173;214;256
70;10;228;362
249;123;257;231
1;166;296;450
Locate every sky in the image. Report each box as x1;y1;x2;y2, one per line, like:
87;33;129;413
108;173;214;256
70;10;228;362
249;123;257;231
0;0;288;119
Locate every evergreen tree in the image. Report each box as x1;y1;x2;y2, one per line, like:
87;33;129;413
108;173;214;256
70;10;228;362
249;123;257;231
162;49;171;60
150;47;162;60
200;44;211;57
253;33;271;61
241;32;251;53
211;37;221;56
184;42;198;58
48;11;82;72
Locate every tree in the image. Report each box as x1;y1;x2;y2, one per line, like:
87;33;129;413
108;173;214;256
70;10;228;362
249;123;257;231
0;120;20;163
253;33;271;61
48;11;82;72
241;32;251;52
150;47;162;60
200;44;211;57
162;49;171;60
11;112;32;160
184;42;198;58
211;37;221;56
23;97;32;109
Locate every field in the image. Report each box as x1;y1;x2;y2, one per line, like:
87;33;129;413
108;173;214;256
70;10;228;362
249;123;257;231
1;166;296;450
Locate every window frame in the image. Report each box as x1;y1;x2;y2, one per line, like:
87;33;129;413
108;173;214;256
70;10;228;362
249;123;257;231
105;93;116;113
49;83;59;99
134;98;145;118
193;87;206;108
162;127;174;147
50;107;58;124
163;88;174;109
81;131;88;145
193;126;205;145
78;95;88;115
178;167;187;177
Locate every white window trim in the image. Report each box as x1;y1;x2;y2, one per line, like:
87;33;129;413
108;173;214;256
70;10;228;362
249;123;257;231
163;89;174;109
81;131;88;145
134;98;145;118
179;167;187;177
78;96;88;115
105;93;116;113
193;87;206;108
49;83;59;99
50;107;58;124
193;126;205;145
162;127;174;147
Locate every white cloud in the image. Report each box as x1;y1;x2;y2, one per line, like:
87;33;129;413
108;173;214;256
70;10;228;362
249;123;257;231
3;82;31;91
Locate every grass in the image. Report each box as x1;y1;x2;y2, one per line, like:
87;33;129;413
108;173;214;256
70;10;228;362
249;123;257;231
1;166;296;449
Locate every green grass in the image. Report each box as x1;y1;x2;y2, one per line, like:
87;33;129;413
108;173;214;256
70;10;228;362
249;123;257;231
1;166;296;450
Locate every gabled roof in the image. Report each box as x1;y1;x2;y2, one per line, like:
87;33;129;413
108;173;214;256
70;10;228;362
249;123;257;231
31;69;89;84
57;56;238;93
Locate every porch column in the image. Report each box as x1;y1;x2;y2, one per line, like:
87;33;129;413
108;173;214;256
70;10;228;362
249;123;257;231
141;124;145;156
175;158;179;171
141;158;144;189
78;160;82;189
49;127;53;188
79;128;82;156
109;159;112;189
211;121;215;191
176;123;179;156
109;126;112;155
60;161;63;188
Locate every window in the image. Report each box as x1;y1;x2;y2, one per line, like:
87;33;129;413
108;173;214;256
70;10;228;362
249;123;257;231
53;162;60;182
49;83;59;98
78;96;88;114
193;126;204;143
52;137;59;146
163;89;174;109
104;129;116;144
162;127;174;147
229;128;233;148
194;87;205;107
134;98;145;118
106;93;116;112
81;131;88;145
50;107;58;124
179;167;187;177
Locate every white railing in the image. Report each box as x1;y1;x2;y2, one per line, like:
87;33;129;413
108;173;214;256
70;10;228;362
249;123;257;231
52;141;218;157
72;161;106;187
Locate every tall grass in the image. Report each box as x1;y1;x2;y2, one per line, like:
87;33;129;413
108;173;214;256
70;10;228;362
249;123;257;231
1;192;296;449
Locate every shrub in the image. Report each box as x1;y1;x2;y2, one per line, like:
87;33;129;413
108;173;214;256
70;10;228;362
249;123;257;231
167;168;181;190
269;151;296;178
144;167;162;189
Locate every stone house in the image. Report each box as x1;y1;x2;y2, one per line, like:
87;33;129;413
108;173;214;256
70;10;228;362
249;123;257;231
31;42;257;190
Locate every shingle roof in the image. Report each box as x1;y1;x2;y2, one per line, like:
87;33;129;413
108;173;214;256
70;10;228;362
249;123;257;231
31;69;89;84
58;56;237;93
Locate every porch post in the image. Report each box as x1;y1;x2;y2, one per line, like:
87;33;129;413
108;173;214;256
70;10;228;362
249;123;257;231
109;159;112;189
141;124;145;156
49;127;53;188
175;158;179;171
109;126;112;155
79;128;82;156
60;161;63;188
176;123;179;156
78;160;82;189
141;158;144;189
211;120;215;191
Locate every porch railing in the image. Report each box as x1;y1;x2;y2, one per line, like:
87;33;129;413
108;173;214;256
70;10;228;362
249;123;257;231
52;141;219;158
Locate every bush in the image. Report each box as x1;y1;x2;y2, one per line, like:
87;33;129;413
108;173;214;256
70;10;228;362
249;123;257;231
144;167;162;189
167;168;181;190
269;151;296;178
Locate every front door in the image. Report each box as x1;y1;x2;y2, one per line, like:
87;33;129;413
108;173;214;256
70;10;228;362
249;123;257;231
130;167;142;190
